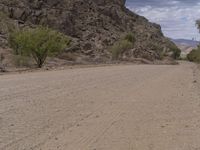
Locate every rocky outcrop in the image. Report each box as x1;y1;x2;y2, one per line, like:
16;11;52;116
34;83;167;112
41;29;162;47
0;0;177;61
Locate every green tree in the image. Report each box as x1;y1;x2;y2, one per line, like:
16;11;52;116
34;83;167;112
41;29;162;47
166;42;181;60
196;20;200;31
170;46;181;59
188;20;200;62
9;27;70;68
187;47;200;62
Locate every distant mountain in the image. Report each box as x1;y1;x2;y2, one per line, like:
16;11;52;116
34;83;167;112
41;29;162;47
172;39;199;57
172;39;199;47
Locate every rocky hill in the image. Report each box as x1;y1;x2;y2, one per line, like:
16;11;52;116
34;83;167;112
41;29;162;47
0;0;178;63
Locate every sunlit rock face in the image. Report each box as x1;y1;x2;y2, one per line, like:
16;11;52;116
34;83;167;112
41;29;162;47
0;0;177;61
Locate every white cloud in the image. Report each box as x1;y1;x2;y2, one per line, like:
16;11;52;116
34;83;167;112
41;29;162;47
168;1;180;5
127;1;200;40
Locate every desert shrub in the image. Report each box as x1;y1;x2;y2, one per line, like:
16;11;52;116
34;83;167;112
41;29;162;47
0;53;5;63
110;33;135;60
166;40;181;59
13;55;32;67
170;45;181;59
124;33;136;43
187;48;200;62
188;20;200;62
9;26;70;68
111;40;133;60
0;53;5;71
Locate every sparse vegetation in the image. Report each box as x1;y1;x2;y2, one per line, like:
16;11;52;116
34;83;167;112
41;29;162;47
13;55;32;67
196;20;200;31
0;53;5;63
9;27;70;68
163;41;181;60
169;45;181;59
187;47;200;63
124;33;136;43
111;33;135;60
0;53;6;72
187;20;200;63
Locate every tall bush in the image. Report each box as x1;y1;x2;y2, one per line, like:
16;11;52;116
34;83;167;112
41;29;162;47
9;27;70;68
187;48;200;62
111;33;135;60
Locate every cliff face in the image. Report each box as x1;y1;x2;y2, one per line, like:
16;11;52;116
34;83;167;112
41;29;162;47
0;0;177;61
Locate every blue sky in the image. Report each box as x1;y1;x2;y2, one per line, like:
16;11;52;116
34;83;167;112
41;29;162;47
126;0;200;40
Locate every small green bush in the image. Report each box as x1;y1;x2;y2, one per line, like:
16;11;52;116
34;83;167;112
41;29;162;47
110;33;135;60
159;41;180;59
170;46;181;59
187;48;200;62
111;40;133;60
9;26;70;68
124;33;136;43
0;53;5;63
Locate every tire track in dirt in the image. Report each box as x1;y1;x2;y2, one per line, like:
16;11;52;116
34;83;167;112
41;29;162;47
1;62;200;150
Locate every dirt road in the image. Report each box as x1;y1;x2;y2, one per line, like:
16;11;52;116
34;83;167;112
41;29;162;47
0;62;200;150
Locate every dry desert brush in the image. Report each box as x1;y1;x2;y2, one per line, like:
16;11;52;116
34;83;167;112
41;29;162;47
9;27;70;68
111;33;135;60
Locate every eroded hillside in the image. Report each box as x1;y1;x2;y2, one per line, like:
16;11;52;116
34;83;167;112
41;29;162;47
0;0;178;62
